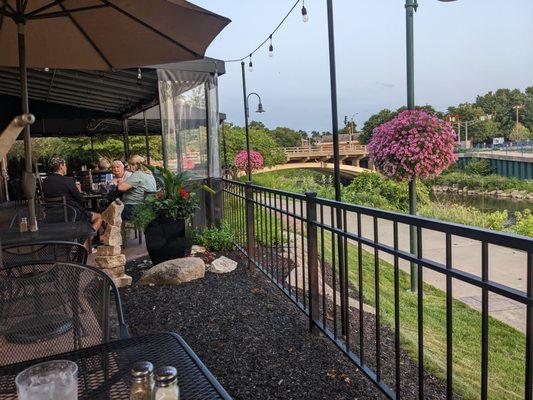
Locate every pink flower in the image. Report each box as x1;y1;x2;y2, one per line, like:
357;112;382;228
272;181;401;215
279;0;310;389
235;150;264;172
368;110;457;181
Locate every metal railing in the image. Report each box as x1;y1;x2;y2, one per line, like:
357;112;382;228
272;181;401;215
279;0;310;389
222;178;533;400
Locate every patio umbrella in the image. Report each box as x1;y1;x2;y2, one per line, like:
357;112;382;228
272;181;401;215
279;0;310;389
0;0;230;230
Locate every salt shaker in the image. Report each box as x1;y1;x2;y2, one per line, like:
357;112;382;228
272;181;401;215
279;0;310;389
154;366;179;400
129;361;154;400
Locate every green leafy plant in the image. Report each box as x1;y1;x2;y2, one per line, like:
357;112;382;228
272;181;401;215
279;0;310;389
131;165;214;229
464;157;493;176
196;223;236;252
513;209;533;237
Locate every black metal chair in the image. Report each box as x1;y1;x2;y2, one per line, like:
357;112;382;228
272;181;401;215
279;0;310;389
8;203;78;229
0;261;129;366
1;241;88;269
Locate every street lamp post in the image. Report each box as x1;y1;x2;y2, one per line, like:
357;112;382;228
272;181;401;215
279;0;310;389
405;0;456;292
240;61;266;181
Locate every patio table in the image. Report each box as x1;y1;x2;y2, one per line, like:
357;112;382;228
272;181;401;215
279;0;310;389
0;332;232;399
0;221;95;247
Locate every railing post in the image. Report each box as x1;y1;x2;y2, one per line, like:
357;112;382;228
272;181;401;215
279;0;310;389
245;181;255;270
306;191;319;335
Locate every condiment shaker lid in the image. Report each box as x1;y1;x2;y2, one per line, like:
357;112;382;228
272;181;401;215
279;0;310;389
154;366;178;387
131;361;154;381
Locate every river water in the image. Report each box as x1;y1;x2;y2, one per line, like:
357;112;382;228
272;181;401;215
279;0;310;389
430;192;532;213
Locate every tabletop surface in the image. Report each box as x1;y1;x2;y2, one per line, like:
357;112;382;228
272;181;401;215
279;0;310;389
0;332;232;400
0;221;95;247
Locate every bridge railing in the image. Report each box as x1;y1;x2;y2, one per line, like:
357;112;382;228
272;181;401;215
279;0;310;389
285;143;368;157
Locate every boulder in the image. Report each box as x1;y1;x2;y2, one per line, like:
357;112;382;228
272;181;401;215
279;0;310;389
210;256;238;274
95;254;126;269
190;245;207;255
101;199;124;227
101;225;122;246
97;245;122;256
139;257;205;286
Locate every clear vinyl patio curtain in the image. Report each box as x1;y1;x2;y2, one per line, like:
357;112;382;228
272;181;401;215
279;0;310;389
157;69;220;179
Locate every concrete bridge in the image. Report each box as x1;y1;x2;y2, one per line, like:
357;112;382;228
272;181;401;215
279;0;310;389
457;150;533;179
253;162;370;179
284;143;371;168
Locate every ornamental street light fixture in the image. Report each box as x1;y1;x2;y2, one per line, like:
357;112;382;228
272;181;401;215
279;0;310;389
405;0;457;294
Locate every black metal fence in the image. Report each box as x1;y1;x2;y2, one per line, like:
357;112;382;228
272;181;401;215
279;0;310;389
222;178;533;400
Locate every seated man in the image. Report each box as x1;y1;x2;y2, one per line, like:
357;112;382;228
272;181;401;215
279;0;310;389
42;156;102;233
118;155;157;220
109;160;132;186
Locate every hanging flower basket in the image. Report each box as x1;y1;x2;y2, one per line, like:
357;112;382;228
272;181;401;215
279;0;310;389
234;150;264;172
368;110;457;181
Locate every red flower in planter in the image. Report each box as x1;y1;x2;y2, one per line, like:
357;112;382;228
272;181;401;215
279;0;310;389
179;188;190;198
155;190;164;200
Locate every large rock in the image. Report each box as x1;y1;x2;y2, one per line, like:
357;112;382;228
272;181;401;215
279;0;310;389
101;225;122;246
101;199;124;227
139;257;205;286
95;254;126;269
97;245;122;256
210;256;238;274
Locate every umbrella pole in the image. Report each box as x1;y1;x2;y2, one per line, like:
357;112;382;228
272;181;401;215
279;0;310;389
143;111;150;164
17;22;38;231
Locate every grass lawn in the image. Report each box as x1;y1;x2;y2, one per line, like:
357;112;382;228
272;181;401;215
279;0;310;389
224;182;527;400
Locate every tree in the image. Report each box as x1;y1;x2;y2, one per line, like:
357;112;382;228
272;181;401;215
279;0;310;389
447;103;500;144
268;126;302;148
359;109;395;144
509;123;532;142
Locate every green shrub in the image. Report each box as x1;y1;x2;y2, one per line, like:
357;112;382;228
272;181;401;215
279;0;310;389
196;223;236;252
512;209;533;237
420;202;508;231
130;203;156;231
432;172;533;193
344;172;429;212
464;157;493;176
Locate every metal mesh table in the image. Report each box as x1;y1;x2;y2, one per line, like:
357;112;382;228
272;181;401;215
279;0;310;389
0;332;232;399
0;221;95;247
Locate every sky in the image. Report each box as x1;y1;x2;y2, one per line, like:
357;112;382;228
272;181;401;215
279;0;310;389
194;0;533;133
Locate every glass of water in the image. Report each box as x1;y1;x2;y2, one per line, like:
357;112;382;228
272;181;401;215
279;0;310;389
16;360;78;400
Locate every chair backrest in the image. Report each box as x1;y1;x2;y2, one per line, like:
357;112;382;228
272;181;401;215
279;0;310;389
8;203;77;228
0;261;129;367
1;241;88;269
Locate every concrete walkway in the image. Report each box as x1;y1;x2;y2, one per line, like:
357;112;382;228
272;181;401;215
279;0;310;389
263;196;528;333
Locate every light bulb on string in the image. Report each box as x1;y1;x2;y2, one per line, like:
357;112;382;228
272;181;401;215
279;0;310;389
301;0;308;22
268;35;274;57
44;67;50;72
137;68;142;80
248;54;253;72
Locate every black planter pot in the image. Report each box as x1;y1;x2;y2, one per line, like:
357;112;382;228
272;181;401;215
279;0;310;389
144;216;191;265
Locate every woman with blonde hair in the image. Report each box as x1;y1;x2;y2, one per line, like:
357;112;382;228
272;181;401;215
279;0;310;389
118;155;157;220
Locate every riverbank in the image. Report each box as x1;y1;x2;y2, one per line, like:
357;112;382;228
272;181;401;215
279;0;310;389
250;170;533;237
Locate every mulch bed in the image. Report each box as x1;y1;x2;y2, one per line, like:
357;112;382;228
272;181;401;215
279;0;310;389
120;250;445;400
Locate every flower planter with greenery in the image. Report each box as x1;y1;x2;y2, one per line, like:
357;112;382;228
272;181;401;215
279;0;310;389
131;166;205;265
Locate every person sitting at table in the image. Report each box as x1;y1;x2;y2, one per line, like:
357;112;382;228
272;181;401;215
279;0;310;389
43;156;103;233
118;155;157;220
109;160;132;185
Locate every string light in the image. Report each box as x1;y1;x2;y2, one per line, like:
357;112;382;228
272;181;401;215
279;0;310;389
224;0;304;63
301;0;308;22
137;68;142;80
44;67;50;72
248;55;253;72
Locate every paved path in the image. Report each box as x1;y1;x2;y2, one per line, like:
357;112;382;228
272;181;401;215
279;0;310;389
262;195;528;332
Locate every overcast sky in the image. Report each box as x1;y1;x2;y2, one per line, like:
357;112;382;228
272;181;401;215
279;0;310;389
194;0;533;132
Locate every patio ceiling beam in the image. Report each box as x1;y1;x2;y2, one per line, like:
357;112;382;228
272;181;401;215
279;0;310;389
1;0;15;16
0;78;129;107
0;68;156;98
122;97;159;119
0;87;123;113
27;5;109;20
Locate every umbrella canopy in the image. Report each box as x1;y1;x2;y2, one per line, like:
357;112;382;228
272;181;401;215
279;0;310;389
0;0;230;230
0;0;230;70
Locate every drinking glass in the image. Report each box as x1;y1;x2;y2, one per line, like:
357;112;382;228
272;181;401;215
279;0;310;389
16;360;78;400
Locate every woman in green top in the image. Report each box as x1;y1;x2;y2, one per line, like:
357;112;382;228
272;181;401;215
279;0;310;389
118;155;157;220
